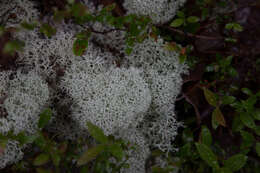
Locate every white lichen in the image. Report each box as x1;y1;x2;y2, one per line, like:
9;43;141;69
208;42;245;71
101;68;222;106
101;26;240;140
123;0;187;24
63;66;151;135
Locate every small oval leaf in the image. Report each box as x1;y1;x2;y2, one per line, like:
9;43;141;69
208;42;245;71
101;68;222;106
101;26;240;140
212;107;226;127
240;112;256;129
77;145;105;166
203;88;218;107
223;154;247;172
187;16;200;23
38;108;52;129
170;18;184;27
33;153;50;166
195;143;219;169
200;125;212;146
86;122;108;144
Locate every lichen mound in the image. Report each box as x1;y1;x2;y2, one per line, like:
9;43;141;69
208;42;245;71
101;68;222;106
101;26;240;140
123;0;187;23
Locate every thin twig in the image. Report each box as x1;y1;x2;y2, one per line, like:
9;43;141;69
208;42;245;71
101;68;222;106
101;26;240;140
157;25;224;40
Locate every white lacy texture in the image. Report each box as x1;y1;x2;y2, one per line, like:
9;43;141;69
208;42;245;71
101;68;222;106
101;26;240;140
62;66;151;135
123;0;187;23
116;129;150;173
0;140;24;169
123;37;187;152
0;0;39;27
0;71;49;168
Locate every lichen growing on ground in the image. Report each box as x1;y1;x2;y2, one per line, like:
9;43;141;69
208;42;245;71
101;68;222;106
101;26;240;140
0;0;188;171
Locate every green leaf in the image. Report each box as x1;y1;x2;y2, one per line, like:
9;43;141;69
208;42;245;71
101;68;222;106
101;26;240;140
125;47;133;55
232;115;244;132
195;143;219;169
203;88;218;107
51;153;61;167
86;121;108;144
240;130;255;154
228;67;238;77
0;140;7;156
223;154;247;172
77;145;105;166
221;95;236;105
212;107;226;127
225;23;233;30
170;18;184;27
176;11;185;18
39;23;56;38
38;108;52;129
232;23;243;32
254;126;260;136
0;26;5;36
107;143;124;161
16;132;37;146
3;40;25;55
212;112;219;130
73;38;89;56
240;112;256;129
34;133;46;149
200;125;212;146
33;153;50;166
256;142;260;157
241;88;252;96
225;37;237;43
20;21;37;30
187;16;200;23
252;109;260;120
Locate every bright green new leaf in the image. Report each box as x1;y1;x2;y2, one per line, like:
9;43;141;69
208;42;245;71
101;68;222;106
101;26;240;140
38;108;52;129
256;142;260;157
232;23;243;32
195;143;219;169
86;121;108;144
33;153;50;166
77;145;105;166
170;18;184;27
200;125;212;146
223;154;248;172
203;88;218;107
187;16;200;23
225;23;233;30
240;112;256;129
